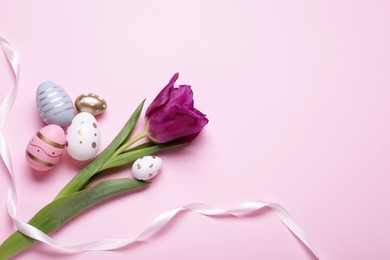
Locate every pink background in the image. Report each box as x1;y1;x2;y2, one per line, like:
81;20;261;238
1;0;390;259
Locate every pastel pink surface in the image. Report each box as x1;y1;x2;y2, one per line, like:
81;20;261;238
1;1;390;260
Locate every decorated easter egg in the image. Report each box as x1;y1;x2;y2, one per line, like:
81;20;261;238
25;124;66;171
36;81;75;127
74;93;107;116
131;156;163;180
66;112;100;161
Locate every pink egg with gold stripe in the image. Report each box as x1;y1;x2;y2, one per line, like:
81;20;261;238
25;124;66;171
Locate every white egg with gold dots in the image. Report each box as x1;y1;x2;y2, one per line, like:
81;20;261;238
132;156;163;180
66;112;100;161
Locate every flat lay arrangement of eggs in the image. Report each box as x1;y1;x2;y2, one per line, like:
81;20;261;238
27;81;163;179
27;82;105;170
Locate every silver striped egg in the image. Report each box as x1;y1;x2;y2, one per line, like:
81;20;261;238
36;81;75;127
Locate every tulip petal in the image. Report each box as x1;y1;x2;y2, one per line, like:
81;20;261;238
145;73;179;117
167;85;194;108
148;105;208;143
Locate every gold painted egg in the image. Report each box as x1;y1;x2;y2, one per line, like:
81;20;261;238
74;93;107;116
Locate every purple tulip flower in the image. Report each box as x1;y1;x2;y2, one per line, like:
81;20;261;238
145;73;209;144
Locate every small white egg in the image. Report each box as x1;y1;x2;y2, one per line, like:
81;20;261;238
66;112;100;161
132;156;163;180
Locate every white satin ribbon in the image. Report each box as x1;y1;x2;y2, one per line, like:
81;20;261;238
0;37;319;259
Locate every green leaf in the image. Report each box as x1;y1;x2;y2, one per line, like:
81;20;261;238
100;142;186;171
0;178;148;260
122;141;156;153
55;100;145;199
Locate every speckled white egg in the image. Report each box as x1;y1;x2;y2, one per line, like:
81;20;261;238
66;112;100;161
132;156;163;180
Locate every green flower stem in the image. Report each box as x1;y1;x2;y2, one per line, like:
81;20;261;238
110;131;149;159
0;178;148;260
101;142;186;171
0;142;183;259
55;100;145;200
0;99;187;260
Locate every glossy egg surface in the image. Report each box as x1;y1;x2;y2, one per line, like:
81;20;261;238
25;124;66;171
36;81;75;126
74;93;107;116
66;112;100;161
132;155;163;180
